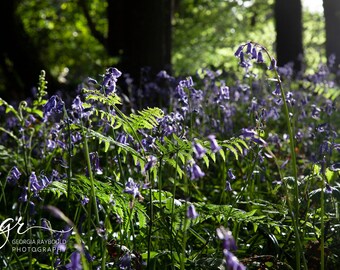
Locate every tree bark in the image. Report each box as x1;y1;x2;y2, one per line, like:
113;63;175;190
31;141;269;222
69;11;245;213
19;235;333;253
0;0;57;100
274;0;304;71
107;0;172;82
323;0;340;70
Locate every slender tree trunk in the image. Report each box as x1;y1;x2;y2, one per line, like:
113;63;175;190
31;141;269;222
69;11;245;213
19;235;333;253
323;0;340;70
274;0;304;71
107;0;172;82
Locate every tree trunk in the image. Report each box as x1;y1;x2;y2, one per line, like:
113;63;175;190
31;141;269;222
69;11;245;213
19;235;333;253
323;0;340;70
107;0;172;83
0;0;57;100
274;0;304;72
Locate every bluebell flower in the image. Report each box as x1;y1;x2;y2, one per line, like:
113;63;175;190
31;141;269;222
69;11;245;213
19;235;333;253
102;67;122;94
87;77;98;85
223;249;246;270
216;226;237;251
227;169;236;181
29;172;51;195
19;186;28;202
7;166;21;186
89;152;103;175
257;51;264;63
43;95;64;120
118;253;131;270
124;178;141;198
225;181;232;192
81;196;90;205
251;47;257;59
268;57;277;70
193;141;206;159
234;45;244;57
245;42;252;54
187;204;199;219
272;83;281;96
143;155;157;173
65;251;82;270
329;163;340;171
190;163;205;180
207;135;221;153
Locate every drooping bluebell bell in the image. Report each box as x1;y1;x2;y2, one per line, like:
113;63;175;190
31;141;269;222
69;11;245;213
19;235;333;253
187;204;199;219
190;163;205;180
245;42;252;54
102;67;122;94
89;152;103;175
30;172;51;196
143;155;157;173
216;226;237;251
207;135;221;153
227;169;236;181
223;249;246;270
217;226;245;269
329;162;340;171
272;83;281;96
43;95;64;120
65;251;82;270
225;181;232;192
6;166;21;186
118;253;131;270
268;57;277;70
257;51;264;63
193;141;206;159
234;45;244;57
251;47;257;59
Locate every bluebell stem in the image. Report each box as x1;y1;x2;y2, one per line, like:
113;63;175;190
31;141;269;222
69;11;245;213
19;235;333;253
187;204;199;219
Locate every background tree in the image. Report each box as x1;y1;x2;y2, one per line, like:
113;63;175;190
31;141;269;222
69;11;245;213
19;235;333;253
323;0;340;70
0;0;58;100
274;0;304;71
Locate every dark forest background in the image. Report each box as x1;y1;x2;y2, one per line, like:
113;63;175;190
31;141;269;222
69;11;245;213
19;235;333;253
0;0;339;101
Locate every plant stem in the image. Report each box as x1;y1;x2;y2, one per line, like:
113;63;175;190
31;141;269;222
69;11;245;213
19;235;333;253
81;123;106;269
255;43;306;269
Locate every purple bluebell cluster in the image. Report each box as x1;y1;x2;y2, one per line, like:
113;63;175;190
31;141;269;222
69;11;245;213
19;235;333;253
216;226;245;270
